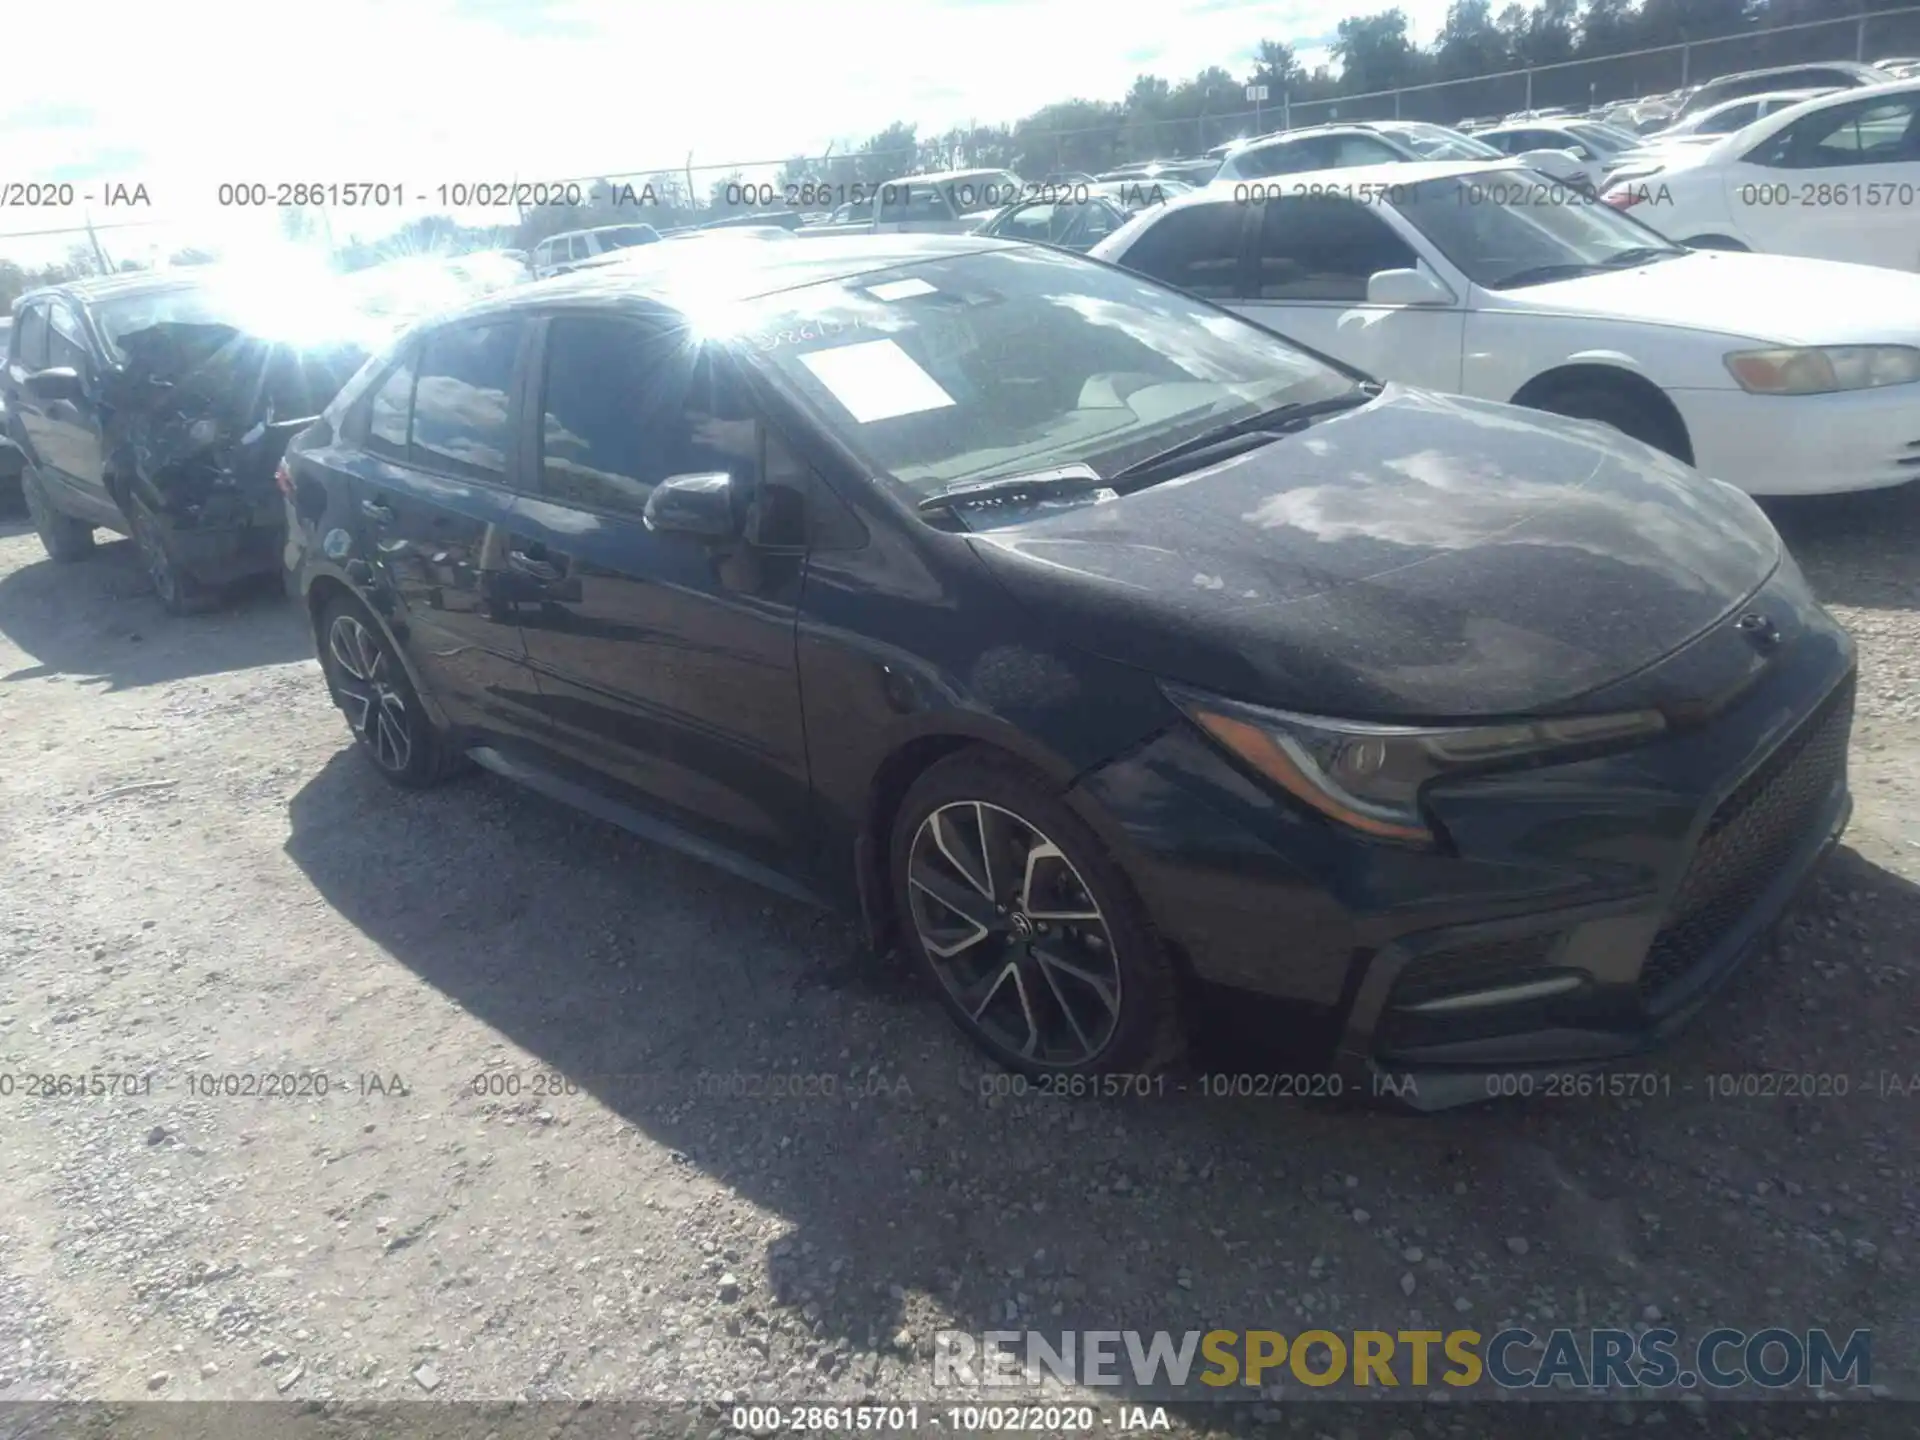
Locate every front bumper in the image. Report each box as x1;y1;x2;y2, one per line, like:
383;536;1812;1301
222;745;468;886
150;487;286;587
1072;571;1855;1110
1674;383;1920;497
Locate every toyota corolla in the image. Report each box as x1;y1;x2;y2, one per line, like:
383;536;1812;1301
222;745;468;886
280;236;1854;1108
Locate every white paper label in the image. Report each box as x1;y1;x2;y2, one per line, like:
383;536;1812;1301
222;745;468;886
867;277;938;301
797;338;956;424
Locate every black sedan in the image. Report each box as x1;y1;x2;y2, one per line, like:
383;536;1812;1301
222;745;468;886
281;236;1852;1106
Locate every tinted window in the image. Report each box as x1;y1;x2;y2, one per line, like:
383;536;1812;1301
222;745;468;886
881;184;953;223
47;304;89;373
1699;102;1759;134
365;349;418;457
1753;94;1920;168
1074;200;1128;247
1328;136;1405;166
994;202;1058;242
13;305;50;369
1235;139;1323;179
411;322;520;480
601;225;659;248
539;317;761;517
1253;197;1421;300
1120;202;1244;297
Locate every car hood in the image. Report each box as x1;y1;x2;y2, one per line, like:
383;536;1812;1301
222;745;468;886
1498;250;1920;345
965;386;1781;719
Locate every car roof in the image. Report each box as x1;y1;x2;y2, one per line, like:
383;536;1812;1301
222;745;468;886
421;233;1021;326
1190;157;1518;203
1703;60;1883;87
18;270;210;308
900;167;1019;185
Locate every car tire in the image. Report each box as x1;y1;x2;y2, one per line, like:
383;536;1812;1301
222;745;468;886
317;594;471;788
22;465;96;562
1533;383;1688;463
128;494;215;615
890;748;1185;1077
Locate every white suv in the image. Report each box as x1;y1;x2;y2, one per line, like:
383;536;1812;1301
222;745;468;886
531;224;661;279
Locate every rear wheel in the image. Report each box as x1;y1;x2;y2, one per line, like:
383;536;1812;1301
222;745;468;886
1532;382;1688;463
318;595;469;788
890;749;1185;1077
128;495;213;615
22;466;95;562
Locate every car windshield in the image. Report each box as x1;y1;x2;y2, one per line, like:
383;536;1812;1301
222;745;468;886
1388;125;1503;160
721;247;1356;497
92;287;246;348
1391;175;1686;288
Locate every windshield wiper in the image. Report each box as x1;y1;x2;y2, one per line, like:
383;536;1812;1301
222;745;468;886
917;463;1114;514
1490;261;1613;289
1599;245;1682;268
1106;385;1382;486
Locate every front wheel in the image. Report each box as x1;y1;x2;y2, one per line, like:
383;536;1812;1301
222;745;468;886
891;750;1185;1077
318;596;470;788
22;466;96;562
128;495;213;615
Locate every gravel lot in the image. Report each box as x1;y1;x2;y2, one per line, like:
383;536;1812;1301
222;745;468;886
0;483;1916;1432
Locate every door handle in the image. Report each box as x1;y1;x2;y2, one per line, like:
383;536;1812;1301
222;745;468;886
361;499;396;524
506;549;562;582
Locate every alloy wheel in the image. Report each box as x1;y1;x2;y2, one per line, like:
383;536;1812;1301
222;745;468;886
326;613;413;773
906;800;1122;1065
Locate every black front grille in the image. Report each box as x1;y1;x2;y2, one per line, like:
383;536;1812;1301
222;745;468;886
1638;673;1854;1005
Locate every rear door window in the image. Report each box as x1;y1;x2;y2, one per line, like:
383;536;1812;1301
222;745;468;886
1118;202;1247;298
1253;196;1421;301
410;321;523;482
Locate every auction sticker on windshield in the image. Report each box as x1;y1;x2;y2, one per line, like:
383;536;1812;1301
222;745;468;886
798;338;957;423
867;277;939;301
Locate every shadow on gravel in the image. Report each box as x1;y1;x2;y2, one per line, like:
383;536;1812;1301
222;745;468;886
1767;481;1920;612
283;743;1920;1402
0;539;309;690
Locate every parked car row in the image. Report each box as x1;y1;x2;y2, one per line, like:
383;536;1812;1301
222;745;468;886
1601;76;1920;271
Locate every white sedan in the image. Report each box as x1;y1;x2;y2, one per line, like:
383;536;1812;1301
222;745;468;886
1600;78;1920;270
1090;159;1920;497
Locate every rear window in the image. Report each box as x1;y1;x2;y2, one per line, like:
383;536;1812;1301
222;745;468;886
599;225;660;249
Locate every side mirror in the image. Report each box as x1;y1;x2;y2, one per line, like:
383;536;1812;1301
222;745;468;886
643;471;738;538
1366;268;1455;306
25;366;84;402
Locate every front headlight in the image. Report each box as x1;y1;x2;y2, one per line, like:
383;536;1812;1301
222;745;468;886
1724;345;1920;396
1167;686;1666;847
